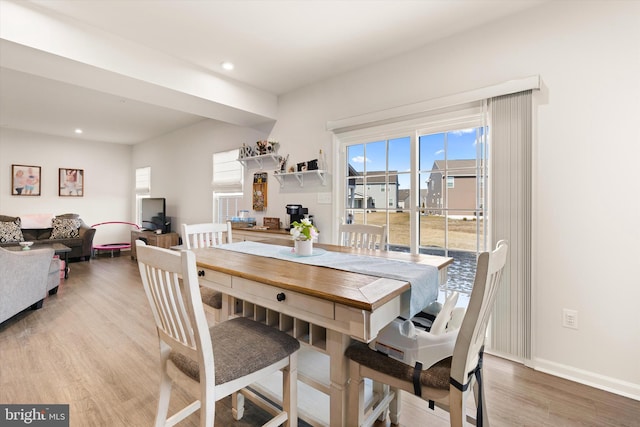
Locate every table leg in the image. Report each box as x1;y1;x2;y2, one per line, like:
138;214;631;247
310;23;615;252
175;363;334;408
63;252;69;279
327;329;352;427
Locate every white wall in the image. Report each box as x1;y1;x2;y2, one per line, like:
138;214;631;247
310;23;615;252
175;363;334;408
264;1;640;398
131;119;268;235
0;128;132;245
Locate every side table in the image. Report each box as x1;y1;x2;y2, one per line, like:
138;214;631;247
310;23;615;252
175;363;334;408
130;230;179;260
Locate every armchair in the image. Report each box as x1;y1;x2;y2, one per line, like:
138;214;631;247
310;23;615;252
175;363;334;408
0;247;55;323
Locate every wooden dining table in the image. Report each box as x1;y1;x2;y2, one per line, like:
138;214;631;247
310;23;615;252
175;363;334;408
192;239;452;427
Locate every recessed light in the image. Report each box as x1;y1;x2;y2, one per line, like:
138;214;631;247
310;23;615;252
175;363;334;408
221;61;235;71
75;129;83;134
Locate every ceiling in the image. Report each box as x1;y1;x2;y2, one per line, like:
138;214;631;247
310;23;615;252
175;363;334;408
0;0;546;144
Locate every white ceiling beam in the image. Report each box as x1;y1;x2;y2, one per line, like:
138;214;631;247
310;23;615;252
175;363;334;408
0;0;277;127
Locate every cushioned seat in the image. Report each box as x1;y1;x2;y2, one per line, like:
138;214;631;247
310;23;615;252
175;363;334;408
170;316;300;384
199;286;222;309
345;342;451;390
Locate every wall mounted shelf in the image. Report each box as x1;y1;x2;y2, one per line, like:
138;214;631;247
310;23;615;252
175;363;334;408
237;153;281;169
273;170;326;187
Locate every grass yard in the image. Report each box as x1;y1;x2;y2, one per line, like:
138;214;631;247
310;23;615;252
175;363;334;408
354;211;482;251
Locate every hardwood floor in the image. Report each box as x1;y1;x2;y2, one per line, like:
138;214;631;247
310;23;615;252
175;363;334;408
1;255;638;426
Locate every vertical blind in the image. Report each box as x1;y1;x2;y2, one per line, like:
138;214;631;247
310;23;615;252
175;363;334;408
488;90;532;360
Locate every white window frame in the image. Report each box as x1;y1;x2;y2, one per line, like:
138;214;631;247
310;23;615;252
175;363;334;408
334;107;486;254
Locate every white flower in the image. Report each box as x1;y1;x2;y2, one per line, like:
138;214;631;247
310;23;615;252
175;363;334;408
290;219;318;241
290;228;301;240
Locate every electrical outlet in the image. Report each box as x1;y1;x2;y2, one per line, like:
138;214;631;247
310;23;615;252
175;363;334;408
562;309;578;329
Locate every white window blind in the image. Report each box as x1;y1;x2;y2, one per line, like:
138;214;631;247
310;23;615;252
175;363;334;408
135;167;151;195
212;149;243;192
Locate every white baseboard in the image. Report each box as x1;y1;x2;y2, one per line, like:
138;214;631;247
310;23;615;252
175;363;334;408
534;358;640;401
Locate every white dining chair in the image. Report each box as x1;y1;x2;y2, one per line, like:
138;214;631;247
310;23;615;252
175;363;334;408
136;241;299;427
339;223;387;250
345;240;508;427
182;221;232;249
182;222;232;322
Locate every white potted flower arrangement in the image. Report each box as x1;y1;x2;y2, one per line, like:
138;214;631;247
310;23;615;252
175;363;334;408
290;218;318;256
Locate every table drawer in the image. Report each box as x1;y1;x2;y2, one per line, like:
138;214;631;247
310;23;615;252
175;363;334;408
233;277;334;320
197;267;232;288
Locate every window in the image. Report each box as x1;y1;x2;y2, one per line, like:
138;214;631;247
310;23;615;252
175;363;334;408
212;149;243;222
332;80;537;359
338;112;487;296
135;167;151;226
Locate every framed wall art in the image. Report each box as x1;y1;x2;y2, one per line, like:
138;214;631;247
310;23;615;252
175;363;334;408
59;168;84;197
11;164;41;196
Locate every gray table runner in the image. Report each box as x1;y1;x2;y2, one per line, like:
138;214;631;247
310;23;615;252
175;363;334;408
216;241;439;317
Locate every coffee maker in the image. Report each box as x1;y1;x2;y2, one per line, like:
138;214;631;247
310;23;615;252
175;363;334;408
285;204;308;230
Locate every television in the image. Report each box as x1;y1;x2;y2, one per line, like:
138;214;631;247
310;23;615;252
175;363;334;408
141;197;170;233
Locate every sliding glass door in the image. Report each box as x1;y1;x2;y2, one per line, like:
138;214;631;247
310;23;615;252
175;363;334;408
339;116;487;296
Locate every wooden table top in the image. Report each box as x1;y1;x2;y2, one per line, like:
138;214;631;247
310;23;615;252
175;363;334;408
192;240;453;312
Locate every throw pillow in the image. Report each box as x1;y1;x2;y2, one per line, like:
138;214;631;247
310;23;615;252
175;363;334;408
50;218;81;239
56;213;80;220
0;220;24;243
0;215;20;224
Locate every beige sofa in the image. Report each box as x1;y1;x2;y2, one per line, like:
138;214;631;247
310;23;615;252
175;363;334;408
0;246;60;324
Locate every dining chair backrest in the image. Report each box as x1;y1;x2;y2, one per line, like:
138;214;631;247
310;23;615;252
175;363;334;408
450;239;509;391
136;241;212;381
182;222;232;249
339;223;387;250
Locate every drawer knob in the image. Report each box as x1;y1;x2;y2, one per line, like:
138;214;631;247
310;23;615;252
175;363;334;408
276;292;286;302
198;270;205;277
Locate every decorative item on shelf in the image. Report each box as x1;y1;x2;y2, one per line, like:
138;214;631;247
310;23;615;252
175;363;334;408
319;149;327;171
240;143;255;158
277;154;289;173
307;159;318;171
268;140;279;153
288;166;295;173
290;218;318;256
297;162;307;172
256;139;279;155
